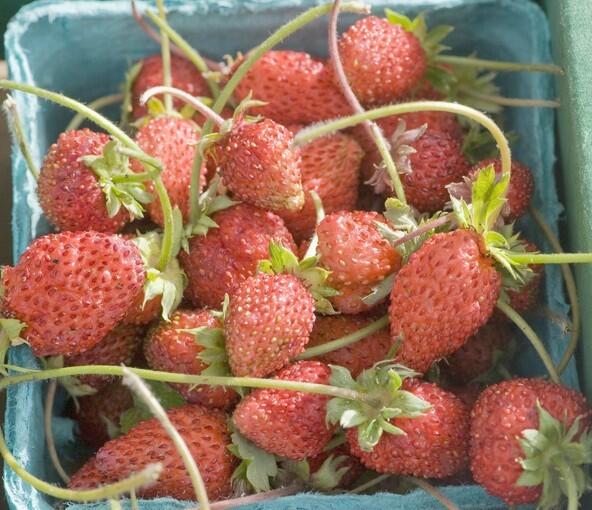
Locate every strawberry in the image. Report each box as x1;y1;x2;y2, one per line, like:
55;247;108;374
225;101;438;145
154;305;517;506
447;383;483;411
64;323;145;390
470;158;534;221
71;382;133;449
317;211;402;314
278;130;363;243
442;322;512;385
506;241;543;312
122;293;162;325
336;16;426;106
307;444;364;489
95;404;236;500
37;129;129;233
1;231;145;356
470;379;591;508
180;204;296;308
390;229;501;373
131;54;210;120
220;119;304;212
307;315;392;377
133;116;203;226
347;379;469;478
231;50;351;125
144;309;238;409
68;457;114;490
225;273;315;377
233;361;334;459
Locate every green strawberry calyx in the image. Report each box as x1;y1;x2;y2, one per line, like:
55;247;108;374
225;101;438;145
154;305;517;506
131;228;187;322
82;140;154;220
309;453;351;491
0;318;28;375
258;241;339;315
517;402;592;510
385;10;453;65
186;174;239;239
326;362;431;452
228;430;280;494
450;164;533;285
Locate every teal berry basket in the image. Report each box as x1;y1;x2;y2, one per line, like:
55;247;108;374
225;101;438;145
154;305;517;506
3;0;576;509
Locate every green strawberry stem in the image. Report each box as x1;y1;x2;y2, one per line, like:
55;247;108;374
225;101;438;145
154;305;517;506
530;207;581;376
65;93;124;131
508;252;592;265
123;367;211;510
496;301;561;384
3;95;39;180
391;213;453;249
407;477;460;510
141;85;225;127
0;365;373;405
328;0;406;203
156;0;173;114
349;473;391;494
294;100;512;208
457;87;560;109
44;379;69;484
296;315;389;359
0;80;176;272
144;9;220;98
0;422;162;501
434;54;564;75
556;460;578;510
188;1;370;227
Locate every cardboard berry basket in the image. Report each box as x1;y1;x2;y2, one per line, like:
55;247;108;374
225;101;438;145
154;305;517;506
3;0;578;508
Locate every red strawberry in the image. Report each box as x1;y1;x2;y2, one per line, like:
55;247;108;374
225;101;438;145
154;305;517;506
37;129;128;233
68;457;114;490
131;54;210;120
347;379;469;477
470;158;534;221
180;204;296;308
134;116;203;226
470;379;591;507
220;119;304;212
64;323;145;390
72;382;134;449
317;211;402;314
1;232;145;356
144;309;238;409
122;294;162;325
507;241;543;312
95;404;236;500
233;361;334;459
225;273;315;377
307;315;392;377
448;383;483;411
443;322;512;385
336;16;427;106
231;50;351;125
278;130;363;243
390;230;501;373
307;444;364;489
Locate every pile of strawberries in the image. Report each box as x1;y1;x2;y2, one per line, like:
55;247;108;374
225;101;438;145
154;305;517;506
1;3;591;510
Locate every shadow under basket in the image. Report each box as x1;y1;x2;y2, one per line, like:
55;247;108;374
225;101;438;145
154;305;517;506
4;0;577;509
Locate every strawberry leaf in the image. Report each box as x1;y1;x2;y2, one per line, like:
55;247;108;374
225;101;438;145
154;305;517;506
119;380;185;433
229;431;279;493
0;318;28;374
189;174;239;237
